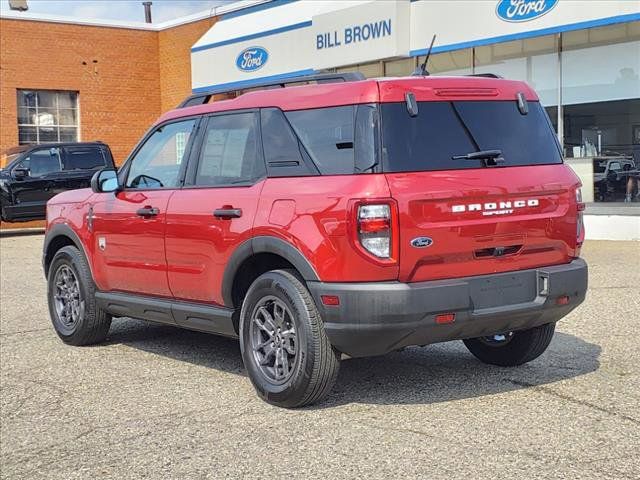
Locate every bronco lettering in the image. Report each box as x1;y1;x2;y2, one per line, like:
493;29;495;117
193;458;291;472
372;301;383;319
452;199;540;214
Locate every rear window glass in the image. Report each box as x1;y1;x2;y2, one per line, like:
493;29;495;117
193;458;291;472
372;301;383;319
63;146;107;170
381;101;562;172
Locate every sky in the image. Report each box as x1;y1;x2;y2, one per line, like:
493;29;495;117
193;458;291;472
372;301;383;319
1;0;236;23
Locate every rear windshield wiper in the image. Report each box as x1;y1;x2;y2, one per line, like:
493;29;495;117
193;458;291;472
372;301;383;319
452;149;504;167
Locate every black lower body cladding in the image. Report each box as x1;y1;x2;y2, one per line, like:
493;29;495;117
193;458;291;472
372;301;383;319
308;259;588;358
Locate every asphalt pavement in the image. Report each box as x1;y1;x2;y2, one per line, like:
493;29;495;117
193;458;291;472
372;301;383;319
1;234;639;479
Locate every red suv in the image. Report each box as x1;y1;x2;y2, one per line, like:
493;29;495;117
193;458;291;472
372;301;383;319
43;73;588;408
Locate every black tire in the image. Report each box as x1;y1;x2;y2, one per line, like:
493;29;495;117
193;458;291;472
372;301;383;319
47;245;111;346
239;269;340;408
0;199;8;223
463;322;556;367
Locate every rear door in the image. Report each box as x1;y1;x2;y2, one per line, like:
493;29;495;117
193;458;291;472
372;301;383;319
165;110;265;306
381;99;581;283
57;144;110;195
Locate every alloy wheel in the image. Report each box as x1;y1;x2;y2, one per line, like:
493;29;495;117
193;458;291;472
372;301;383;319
53;264;84;330
249;296;299;384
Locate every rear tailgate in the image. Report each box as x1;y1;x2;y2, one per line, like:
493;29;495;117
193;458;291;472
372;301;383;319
386;165;581;282
379;84;581;283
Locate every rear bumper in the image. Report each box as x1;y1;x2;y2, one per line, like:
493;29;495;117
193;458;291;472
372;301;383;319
307;259;588;358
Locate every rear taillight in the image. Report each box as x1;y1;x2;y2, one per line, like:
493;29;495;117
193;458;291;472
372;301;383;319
351;201;399;264
576;187;585;250
358;204;391;258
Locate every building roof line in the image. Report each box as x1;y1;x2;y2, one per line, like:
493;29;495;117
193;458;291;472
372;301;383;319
0;0;270;31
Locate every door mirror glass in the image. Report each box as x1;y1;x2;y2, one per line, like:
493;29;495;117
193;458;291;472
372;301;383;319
12;167;29;179
91;168;119;193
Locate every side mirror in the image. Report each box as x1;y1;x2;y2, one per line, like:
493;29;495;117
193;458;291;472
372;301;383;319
91;168;120;193
12;167;29;180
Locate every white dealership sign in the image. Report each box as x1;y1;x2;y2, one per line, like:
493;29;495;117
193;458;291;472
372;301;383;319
191;0;639;91
311;1;410;70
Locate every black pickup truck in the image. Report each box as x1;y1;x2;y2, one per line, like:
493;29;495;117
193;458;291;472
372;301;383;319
0;142;114;222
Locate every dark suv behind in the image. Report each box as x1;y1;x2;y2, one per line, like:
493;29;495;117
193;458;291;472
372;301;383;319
0;142;114;222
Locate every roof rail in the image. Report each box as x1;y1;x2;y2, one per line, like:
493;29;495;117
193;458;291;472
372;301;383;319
178;72;366;108
467;73;504;79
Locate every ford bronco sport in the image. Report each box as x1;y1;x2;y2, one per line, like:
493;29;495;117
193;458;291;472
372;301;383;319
43;72;588;408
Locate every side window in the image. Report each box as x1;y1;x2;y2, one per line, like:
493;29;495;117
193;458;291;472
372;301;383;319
195;112;265;186
62;146;106;171
260;108;315;177
126;119;195;189
18;148;62;177
285;106;355;175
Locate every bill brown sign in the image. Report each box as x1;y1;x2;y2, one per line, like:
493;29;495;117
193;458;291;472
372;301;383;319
311;1;409;70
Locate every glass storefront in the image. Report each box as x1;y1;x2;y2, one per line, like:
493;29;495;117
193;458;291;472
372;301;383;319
329;21;640;205
562;23;640;204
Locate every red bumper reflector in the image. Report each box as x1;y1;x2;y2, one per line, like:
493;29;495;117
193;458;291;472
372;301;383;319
556;295;570;305
321;295;340;306
435;313;456;324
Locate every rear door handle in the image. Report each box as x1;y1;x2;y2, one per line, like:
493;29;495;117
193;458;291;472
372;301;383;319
136;206;160;217
213;208;242;219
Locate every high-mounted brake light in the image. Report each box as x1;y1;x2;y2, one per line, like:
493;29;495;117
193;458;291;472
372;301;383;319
358;204;392;259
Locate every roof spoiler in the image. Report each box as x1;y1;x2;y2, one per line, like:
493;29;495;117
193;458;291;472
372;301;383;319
178;72;366;108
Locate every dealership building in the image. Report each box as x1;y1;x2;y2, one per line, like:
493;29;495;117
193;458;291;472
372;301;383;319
1;0;639;238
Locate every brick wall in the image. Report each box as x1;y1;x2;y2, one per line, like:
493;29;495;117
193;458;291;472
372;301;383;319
158;18;216;113
0;16;216;166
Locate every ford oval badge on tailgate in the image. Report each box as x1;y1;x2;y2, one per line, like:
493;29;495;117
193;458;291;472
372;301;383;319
411;237;433;248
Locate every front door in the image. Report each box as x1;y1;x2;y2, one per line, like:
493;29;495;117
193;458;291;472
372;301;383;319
10;146;62;219
90;118;199;297
165;111;265;305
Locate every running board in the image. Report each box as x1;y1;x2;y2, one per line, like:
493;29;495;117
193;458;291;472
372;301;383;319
95;292;237;338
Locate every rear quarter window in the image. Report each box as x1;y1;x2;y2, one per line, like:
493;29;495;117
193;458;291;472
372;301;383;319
285;106;355;175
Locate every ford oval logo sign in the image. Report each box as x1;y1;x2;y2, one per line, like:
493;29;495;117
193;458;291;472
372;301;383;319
236;46;268;72
411;237;433;248
496;0;558;23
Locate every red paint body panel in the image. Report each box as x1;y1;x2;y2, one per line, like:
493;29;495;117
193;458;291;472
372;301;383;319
164;183;264;304
90;190;174;296
46;188;96;266
386;164;581;282
255;174;397;282
376;77;539;102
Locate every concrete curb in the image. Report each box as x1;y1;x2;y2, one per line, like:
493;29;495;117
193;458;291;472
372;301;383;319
0;228;45;237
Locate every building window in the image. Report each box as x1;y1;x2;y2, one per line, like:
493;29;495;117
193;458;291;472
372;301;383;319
336;61;384;78
562;22;640;203
474;35;559;107
175;131;187;163
17;90;79;145
417;48;473;76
